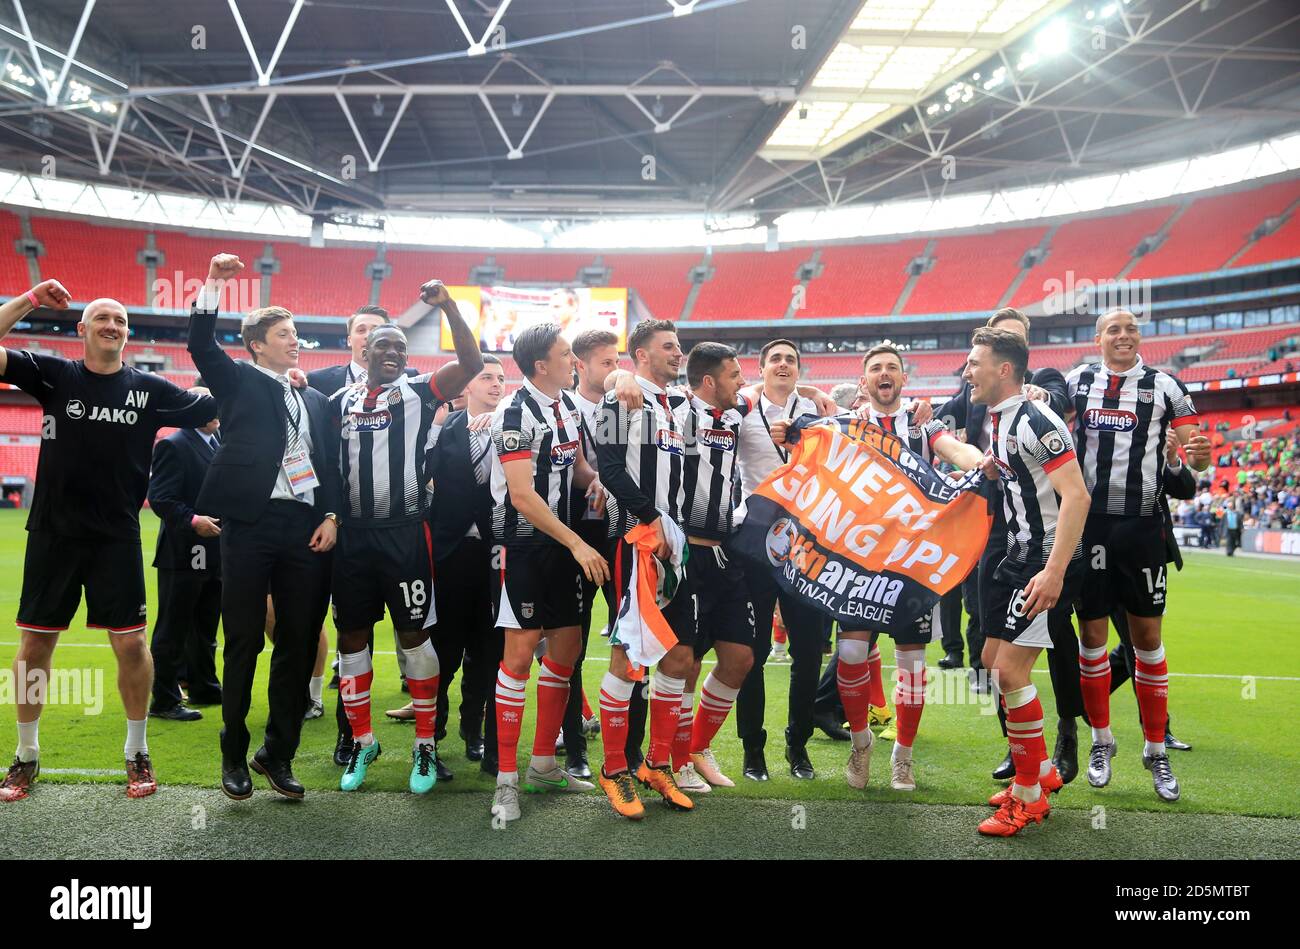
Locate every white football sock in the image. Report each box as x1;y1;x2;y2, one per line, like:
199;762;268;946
308;675;324;703
124;718;148;757
16;720;39;762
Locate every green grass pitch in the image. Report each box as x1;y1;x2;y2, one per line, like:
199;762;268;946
0;509;1296;859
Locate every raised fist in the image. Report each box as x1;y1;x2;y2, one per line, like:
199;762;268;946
420;279;450;306
29;279;71;310
208;254;244;282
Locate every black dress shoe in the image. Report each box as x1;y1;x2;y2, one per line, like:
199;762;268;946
991;749;1015;780
1052;717;1079;785
251;749;304;799
149;704;202;722
565;752;592;780
465;736;484;761
186;691;223;706
435;754;454;782
221;760;252;800
743;747;769;781
937;651;964;670
480;755;499;777
813;711;851;742
333;731;352;767
785;744;815;780
327;672;339;691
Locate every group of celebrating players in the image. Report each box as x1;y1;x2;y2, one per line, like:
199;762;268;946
0;251;1211;837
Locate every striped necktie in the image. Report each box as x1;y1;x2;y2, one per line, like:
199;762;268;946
280;378;304;452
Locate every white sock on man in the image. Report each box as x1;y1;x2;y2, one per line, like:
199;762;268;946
16;720;39;762
891;742;911;763
124;718;148;758
309;675;324;703
1092;724;1114;745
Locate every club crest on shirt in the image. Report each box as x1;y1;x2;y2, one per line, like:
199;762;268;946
521;602;535;619
655;428;685;455
1136;388;1154;404
550;439;579;468
698;428;736;452
386;388;402;405
1005;436;1018;454
1083;407;1138;432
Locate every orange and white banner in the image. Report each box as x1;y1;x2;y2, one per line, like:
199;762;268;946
736;416;992;633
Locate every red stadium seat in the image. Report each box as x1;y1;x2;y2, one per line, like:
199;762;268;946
604;252;702;322
1012;205;1177;309
150;230;267;310
903;225;1048;316
1234;209;1300;267
378;249;481;317
691;248;814;321
495;253;596;285
32;216;147;306
0;404;42;434
1128;177;1300;279
799;240;928;319
269;244;375;317
0;211;30;298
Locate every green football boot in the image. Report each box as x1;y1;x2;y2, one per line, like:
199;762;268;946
340;740;380;792
410;742;437;795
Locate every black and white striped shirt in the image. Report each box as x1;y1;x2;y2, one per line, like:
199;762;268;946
491;378;585;546
331;373;445;525
1066;358;1199;517
596;377;690;531
681;393;753;540
989;393;1082;577
858;404;948;467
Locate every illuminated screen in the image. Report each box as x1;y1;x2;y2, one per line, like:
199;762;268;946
437;285;628;352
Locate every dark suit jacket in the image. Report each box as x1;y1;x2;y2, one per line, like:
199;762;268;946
1162;462;1197;570
307;362;418;398
425;409;494;554
187;308;341;524
148;428;222;572
939;367;1070;451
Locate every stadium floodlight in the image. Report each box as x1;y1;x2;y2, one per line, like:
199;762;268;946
1034;18;1071;56
762;0;1068;161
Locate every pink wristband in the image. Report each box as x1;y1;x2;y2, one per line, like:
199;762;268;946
25;290;39;309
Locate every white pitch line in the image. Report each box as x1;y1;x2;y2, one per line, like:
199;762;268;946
42;768;125;776
2;644;1297;682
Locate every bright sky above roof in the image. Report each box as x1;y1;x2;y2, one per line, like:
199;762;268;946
2;131;1298;253
761;0;1071;160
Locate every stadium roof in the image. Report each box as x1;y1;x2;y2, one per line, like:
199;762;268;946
1;0;1299;225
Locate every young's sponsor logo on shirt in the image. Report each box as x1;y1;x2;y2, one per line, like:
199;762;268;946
344;410;392;435
697;428;737;452
1083;408;1138;432
655;429;685;455
550;439;579;468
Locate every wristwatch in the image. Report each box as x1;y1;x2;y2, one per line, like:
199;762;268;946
324;512;340;525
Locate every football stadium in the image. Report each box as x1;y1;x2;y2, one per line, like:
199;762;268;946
0;0;1297;894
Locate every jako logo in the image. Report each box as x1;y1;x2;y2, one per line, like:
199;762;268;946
1083;408;1138;432
50;879;151;929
